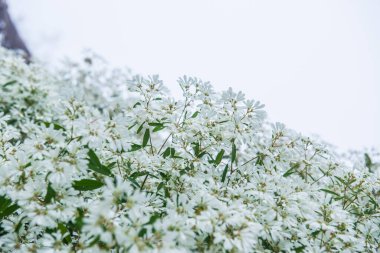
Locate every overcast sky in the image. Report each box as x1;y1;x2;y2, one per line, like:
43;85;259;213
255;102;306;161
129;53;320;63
9;0;380;151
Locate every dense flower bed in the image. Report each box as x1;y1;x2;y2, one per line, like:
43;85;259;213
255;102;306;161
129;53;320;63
0;48;379;252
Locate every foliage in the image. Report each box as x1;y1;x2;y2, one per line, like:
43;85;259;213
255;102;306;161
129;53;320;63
0;47;379;252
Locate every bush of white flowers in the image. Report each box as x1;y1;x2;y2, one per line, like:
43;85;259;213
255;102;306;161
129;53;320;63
0;47;379;253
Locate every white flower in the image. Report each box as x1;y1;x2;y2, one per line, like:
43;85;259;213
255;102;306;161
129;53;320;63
0;47;378;252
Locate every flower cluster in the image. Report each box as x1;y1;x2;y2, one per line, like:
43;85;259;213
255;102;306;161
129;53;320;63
0;47;379;252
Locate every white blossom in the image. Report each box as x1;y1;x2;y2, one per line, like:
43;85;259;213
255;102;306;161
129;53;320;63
0;47;379;252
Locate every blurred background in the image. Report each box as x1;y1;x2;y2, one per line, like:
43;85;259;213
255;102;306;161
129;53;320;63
4;0;380;151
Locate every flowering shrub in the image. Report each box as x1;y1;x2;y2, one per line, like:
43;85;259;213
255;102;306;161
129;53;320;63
0;47;379;253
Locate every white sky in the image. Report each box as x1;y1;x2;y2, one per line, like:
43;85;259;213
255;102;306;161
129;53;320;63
9;0;380;150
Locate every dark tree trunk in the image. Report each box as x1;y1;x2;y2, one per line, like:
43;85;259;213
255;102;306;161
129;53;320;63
0;0;30;58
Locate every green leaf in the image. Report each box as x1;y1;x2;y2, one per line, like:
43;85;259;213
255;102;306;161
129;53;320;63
128;122;138;130
130;171;148;179
320;188;340;197
142;129;150;148
88;235;101;247
133;102;141;108
44;183;56;204
364;153;373;171
192;142;200;156
162;147;170;158
368;195;379;208
0;204;19;220
334;176;347;186
2;80;17;88
164;187;170;198
148;122;163;127
198;151;207;158
294;245;306;253
311;230;321;237
137;122;145;134
231;142;236;163
73;208;85;231
42;121;65;131
255;152;266;166
88;149;102;168
87;149;112;176
156;182;165;193
129;143;142;152
0;196;11;213
153;125;165;132
214;149;225;166
283;162;300;177
73;179;104;191
221;164;229;183
58;223;72;243
283;168;295;177
138;228;147;237
14;216;26;234
127;177;141;188
149;121;168;132
191;111;199;118
163;147;175;159
144;213;161;225
106;162;116;170
162;147;182;159
192;142;207;158
0;195;19;220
